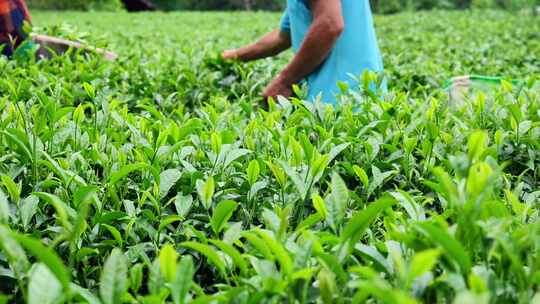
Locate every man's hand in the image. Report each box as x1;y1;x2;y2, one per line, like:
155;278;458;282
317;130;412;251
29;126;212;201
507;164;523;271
222;49;238;60
262;75;293;101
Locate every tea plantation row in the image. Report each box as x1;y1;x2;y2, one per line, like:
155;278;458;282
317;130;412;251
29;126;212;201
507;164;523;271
0;10;539;304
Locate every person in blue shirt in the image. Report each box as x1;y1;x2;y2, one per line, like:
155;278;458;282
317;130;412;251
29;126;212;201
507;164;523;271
222;0;384;105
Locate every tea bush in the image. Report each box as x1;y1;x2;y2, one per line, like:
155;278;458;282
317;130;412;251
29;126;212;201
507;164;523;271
26;0;123;11
0;10;539;304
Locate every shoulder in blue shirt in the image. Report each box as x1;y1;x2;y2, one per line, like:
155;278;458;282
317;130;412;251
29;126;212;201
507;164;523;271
279;0;384;105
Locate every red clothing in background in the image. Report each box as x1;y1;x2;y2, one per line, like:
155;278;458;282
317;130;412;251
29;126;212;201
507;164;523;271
0;0;31;56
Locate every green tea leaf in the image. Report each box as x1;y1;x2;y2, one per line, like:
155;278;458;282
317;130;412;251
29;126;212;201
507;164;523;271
174;194;193;218
327;143;350;164
0;190;10;224
318;268;337;304
170;256;194;304
466;162;493;196
210;132;222;154
28;263;63;304
148;259;165;295
315;252;348;283
158;215;184;232
2;129;32;162
467;130;488;162
209;239;248;275
247;160;260;186
326;173;349;232
196;176;215;210
12;233;70;290
101;224;124;247
266;161;287;188
108;162;150;185
223;148;251;169
0;226;29;278
211;200;238;235
353;165;369;188
100;248;128;304
1;174;20;204
255;229;293;276
33;192;75;229
70;283;102;304
181;242;226;276
129;264;144;294
342;195;396;245
312;194;328;219
415;222;471;274
159;244;178;283
159;169;182;199
311;154;329;182
278;160;307;200
354;243;392;274
289;137;303;166
406;249;441;286
73;186;99;209
241;231;274;260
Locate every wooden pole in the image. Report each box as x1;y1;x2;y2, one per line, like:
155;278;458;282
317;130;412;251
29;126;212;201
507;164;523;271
32;35;118;61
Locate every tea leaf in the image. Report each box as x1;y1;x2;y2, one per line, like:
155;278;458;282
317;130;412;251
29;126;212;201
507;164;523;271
0;190;10;224
256;229;293;276
312;194;328;219
415;222;471;274
28;263;63;304
406;249;441;286
342;195;396;245
159;244;178;283
1;174;20;204
211;200;238;235
353;165;369;189
278;160;307;200
100;248;128;304
209;239;248;275
181;242;226;276
108;162;151;185
70;284;102;304
159;169;182;199
196;176;215;210
247;160;260;186
170;256;194;304
12;233;70;290
326;173;349;232
174;194;193;218
467;131;488;162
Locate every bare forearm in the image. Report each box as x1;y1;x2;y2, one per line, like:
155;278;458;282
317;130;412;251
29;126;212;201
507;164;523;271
278;19;342;86
234;29;291;61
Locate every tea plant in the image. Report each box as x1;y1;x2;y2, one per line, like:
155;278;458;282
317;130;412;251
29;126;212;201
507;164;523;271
0;10;539;304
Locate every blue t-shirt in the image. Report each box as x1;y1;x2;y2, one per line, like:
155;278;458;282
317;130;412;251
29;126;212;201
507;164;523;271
280;0;384;104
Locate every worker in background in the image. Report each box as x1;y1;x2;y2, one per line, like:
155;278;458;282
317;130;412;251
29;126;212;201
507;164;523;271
222;0;384;105
0;0;30;56
0;0;116;60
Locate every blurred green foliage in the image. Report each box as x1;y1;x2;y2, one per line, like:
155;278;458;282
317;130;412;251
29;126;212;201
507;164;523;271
26;0;539;12
372;0;539;13
26;0;123;11
151;0;283;11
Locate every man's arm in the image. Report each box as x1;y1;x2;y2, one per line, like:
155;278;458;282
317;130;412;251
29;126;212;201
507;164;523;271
263;0;344;100
222;29;291;61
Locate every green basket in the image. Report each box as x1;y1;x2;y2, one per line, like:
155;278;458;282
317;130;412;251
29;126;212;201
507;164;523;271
443;75;520;90
443;75;523;106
